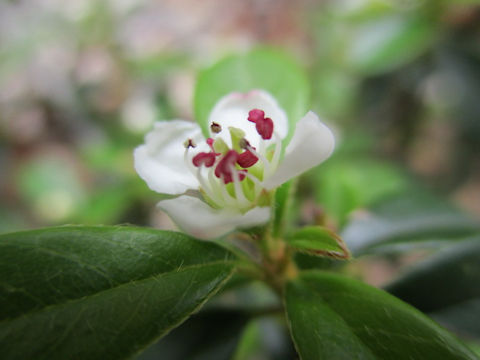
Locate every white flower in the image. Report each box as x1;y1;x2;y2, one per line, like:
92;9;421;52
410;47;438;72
134;90;335;239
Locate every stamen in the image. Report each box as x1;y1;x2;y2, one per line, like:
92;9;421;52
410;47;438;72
229;165;248;206
196;166;222;206
239;138;250;150
215;150;239;184
244;171;263;187
237;149;258;168
246;145;271;178
192;152;216;167
208;168;232;207
269;131;282;169
256;117;273;140
210;122;222;133
248;109;265;123
183;138;196;149
247;109;274;140
206;138;215;151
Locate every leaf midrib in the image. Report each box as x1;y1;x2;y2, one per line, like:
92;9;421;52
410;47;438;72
0;260;235;325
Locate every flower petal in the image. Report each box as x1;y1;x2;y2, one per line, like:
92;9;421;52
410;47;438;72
209;90;288;148
134;120;204;195
263;111;335;189
158;195;271;239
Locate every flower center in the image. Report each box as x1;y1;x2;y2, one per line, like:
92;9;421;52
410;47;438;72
184;109;282;211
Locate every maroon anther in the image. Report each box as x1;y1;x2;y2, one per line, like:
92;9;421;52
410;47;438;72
256;117;273;140
192;152;216;167
248;109;274;140
214;150;247;184
248;109;265;123
237;149;258;168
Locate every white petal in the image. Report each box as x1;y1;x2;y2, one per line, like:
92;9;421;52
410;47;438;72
158;195;271;239
134;120;204;195
263;111;335;189
208;90;288;148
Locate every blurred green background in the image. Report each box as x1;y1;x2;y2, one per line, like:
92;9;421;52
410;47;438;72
1;0;480;356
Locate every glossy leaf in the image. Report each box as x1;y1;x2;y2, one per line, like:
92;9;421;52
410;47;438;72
342;191;480;255
286;226;350;260
0;226;235;360
386;237;480;313
285;271;477;360
432;298;480;341
194;48;310;140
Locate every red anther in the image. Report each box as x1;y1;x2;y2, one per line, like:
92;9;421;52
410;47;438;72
248;109;265;123
192;152;216;167
247;109;273;140
237;149;258;168
215;150;238;180
237;170;247;182
221;169;247;184
214;150;247;184
255;117;273;140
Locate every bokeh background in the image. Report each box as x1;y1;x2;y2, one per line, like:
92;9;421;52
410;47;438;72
2;0;480;357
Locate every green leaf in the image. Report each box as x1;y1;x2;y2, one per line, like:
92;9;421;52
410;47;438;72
385;237;480;313
342;191;480;255
194;48;310;140
345;15;438;75
272;180;294;238
432;299;480;341
286;226;350;260
285;271;478;360
0;226;235;360
313;157;408;227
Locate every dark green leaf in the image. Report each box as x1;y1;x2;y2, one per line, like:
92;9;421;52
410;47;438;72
194;48;310;140
285;271;477;360
286;226;350;259
293;252;343;271
432;299;480;341
0;226;234;360
385;237;480;313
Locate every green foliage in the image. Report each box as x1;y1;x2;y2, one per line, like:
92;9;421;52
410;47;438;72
313;156;409;227
314;0;440;76
194;48;310;140
286;226;350;259
272;180;294;237
344;14;438;75
0;226;234;360
285;271;477;360
17;156;86;223
343;191;480;255
386;237;480;313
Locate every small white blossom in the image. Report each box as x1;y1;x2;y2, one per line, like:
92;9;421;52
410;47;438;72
134;90;334;239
